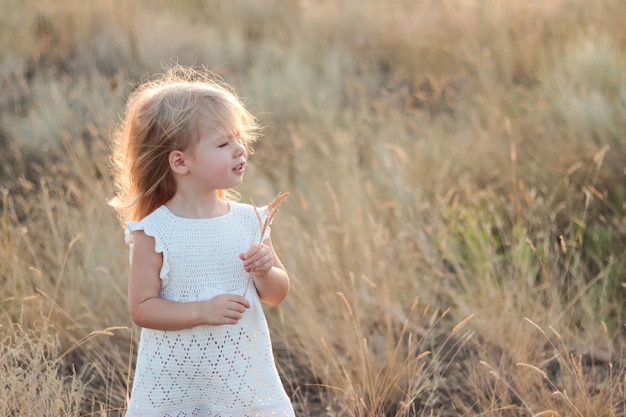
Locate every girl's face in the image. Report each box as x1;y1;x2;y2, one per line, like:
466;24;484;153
183;118;247;193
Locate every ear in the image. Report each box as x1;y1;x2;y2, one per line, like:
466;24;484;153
168;150;189;175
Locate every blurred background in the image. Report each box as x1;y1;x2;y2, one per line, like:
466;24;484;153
0;0;624;416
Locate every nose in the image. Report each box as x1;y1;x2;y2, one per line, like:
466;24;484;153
234;140;246;158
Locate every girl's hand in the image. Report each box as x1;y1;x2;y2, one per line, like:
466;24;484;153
240;242;273;277
200;294;250;326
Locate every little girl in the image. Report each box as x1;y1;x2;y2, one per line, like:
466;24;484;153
110;66;295;417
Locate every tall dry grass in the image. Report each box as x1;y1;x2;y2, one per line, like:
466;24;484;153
1;0;624;416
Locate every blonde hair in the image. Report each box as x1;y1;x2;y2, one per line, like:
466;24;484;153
110;66;260;222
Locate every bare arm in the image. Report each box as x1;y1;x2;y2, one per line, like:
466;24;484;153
128;231;250;331
240;238;290;305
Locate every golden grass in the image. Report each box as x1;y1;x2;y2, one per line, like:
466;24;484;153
0;0;624;415
243;191;289;296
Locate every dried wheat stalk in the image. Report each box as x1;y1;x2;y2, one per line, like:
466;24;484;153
242;191;289;297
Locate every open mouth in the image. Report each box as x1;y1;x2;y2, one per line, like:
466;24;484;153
233;162;245;173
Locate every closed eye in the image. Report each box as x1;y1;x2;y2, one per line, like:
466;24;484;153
217;132;242;148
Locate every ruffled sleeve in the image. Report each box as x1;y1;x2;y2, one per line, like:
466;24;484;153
125;220;171;287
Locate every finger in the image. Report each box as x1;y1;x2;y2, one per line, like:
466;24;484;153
223;317;238;325
249;243;263;258
252;248;263;263
249;249;268;266
255;260;270;273
226;311;242;321
229;296;251;309
228;303;246;314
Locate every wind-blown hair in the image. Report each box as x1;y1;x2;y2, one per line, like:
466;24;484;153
110;66;260;222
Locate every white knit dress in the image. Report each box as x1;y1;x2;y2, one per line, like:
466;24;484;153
124;202;294;417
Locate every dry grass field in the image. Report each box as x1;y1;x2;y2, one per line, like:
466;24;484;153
1;0;625;415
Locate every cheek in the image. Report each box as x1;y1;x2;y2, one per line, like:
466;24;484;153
208;154;231;171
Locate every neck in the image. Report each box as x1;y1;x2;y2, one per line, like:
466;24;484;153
165;190;228;219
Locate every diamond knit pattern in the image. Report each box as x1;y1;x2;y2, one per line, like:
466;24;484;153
124;203;294;417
